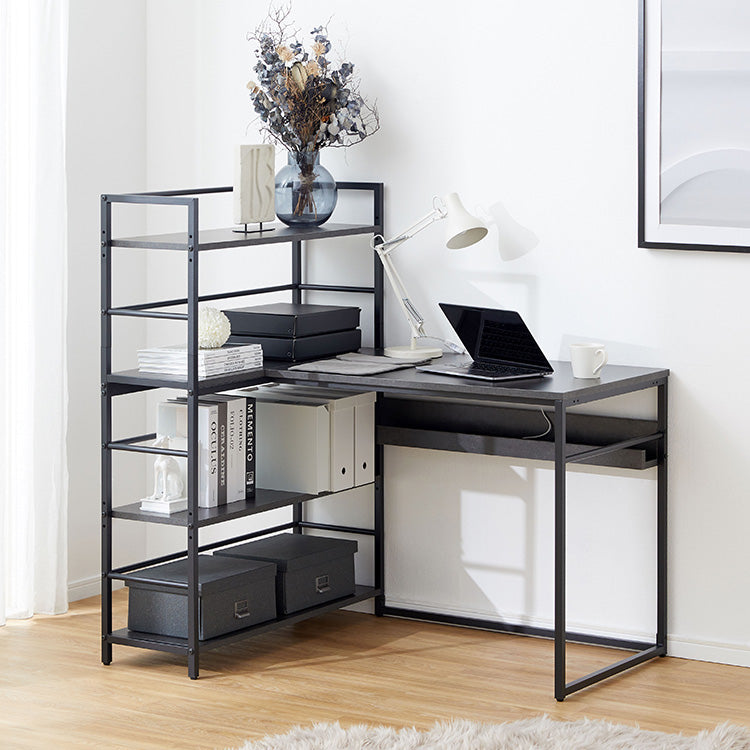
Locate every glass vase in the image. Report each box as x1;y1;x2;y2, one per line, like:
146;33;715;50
275;150;337;226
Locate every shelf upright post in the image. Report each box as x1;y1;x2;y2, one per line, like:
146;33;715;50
291;239;302;305
373;395;385;616
186;197;201;679
553;399;567;701
372;183;385;612
372;183;384;351
291;236;303;534
100;195;113;665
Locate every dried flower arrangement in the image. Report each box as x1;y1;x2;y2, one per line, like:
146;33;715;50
246;5;379;222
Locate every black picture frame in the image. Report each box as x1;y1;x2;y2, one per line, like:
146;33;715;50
638;0;750;254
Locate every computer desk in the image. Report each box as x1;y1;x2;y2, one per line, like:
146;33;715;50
264;354;669;701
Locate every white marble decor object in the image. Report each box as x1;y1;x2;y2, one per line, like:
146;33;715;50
233;144;276;225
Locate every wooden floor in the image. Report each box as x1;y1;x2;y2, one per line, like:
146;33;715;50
2;591;750;749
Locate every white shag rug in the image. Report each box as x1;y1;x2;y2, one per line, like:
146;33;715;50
235;716;750;750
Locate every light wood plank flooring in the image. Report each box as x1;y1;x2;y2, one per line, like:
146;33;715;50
1;590;749;749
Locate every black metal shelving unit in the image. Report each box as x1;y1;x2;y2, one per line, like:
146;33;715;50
101;182;384;679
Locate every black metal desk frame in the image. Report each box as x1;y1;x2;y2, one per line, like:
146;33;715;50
265;359;669;702
101;183;667;700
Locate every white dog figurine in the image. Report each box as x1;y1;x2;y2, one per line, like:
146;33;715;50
147;435;185;502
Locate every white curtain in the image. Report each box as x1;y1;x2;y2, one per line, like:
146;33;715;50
0;0;69;625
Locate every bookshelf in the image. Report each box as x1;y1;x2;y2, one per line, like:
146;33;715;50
101;183;384;679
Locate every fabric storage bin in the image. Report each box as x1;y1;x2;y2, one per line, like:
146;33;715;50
215;533;358;615
126;554;277;640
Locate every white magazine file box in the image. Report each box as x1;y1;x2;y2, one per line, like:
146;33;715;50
239;385;376;494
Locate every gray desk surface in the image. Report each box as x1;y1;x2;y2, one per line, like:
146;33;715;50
265;355;669;406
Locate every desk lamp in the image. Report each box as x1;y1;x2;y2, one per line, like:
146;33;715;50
371;193;488;360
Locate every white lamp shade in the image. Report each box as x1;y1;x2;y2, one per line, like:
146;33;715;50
443;192;488;249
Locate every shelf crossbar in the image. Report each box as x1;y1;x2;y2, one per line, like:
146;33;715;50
107;308;188;321
110;522;298;575
108;284;297;315
109;573;188;590
108;434;188;458
298;283;376;294
298;521;376;537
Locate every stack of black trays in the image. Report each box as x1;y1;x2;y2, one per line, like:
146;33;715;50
223;303;361;362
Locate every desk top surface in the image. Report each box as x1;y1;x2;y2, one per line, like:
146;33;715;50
265;355;669;406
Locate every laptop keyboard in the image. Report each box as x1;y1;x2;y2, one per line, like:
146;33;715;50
467;362;537;376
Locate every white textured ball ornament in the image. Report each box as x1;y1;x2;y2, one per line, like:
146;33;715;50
198;307;231;349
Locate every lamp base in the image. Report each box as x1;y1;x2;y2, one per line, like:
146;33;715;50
384;344;443;361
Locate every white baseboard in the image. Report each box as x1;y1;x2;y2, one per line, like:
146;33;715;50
668;636;750;668
68;576;123;603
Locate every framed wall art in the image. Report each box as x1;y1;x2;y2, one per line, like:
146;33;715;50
638;0;750;252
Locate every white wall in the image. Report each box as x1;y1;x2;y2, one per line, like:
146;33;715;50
66;0;750;666
66;0;149;600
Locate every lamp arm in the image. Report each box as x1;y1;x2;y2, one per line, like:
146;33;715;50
371;202;445;256
376;247;426;341
370;196;451;353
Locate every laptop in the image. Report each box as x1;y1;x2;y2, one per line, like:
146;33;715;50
416;303;554;382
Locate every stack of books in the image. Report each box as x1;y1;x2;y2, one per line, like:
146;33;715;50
137;343;263;378
141;393;256;513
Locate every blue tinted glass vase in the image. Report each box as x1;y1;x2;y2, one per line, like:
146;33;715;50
275;150;337;226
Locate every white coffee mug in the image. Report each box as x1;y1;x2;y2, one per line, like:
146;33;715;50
570;343;608;379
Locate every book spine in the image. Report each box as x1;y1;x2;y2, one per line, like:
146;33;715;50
236;396;246;501
245;397;256;497
226;398;244;502
216;401;227;505
202;404;219;507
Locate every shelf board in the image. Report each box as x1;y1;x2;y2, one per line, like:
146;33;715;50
112;486;348;526
111;223;379;251
106;368;272;395
108;585;381;654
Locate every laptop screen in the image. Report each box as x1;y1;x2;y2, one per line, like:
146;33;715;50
439;303;552;370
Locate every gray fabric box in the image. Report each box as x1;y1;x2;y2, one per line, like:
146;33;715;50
215;533;357;615
126;554;277;640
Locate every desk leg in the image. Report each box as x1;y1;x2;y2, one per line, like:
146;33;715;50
554;400;567;701
657;381;668;651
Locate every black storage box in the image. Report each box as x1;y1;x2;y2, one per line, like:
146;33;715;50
223;303;361;338
228;328;361;362
215;533;358;614
126;554;277;640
